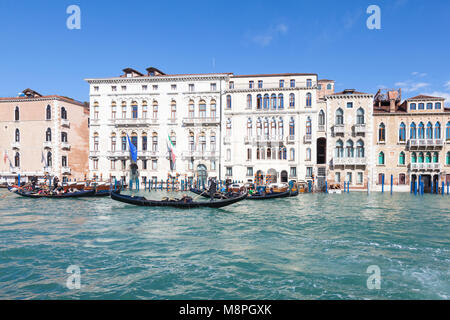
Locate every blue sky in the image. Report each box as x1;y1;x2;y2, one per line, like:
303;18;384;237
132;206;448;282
0;0;449;104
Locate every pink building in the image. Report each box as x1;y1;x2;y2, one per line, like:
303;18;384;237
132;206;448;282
0;89;89;184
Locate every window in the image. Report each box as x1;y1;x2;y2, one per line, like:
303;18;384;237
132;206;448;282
199;100;206;118
378;152;385;165
418;152;424;163
152;133;158;152
15;129;20;142
256;95;262;109
121;101;127;118
399;123;406;142
399;152;405;165
411;152;417;163
210;83;216;91
346;140;354;157
426;122;433;139
93;102;99;119
211;160;216;171
121;134;127;151
247;148;252;161
258;80;263;88
433;152;439;163
210;133;216;151
153;85;158;91
346;172;352;184
435;102;441;109
289;93;295;108
14;106;19;121
94;86;99;92
426;103;433;110
319;110;325;126
336;108;344;125
171;101;176;119
306;167;313;178
335;172;341;183
121;86;127;91
249;81;254;89
306;117;312;135
142;101;148;119
142;85;147;91
189;133;194;151
247;167;253;176
399;174;406;185
152;160;157;170
447;152;450;165
226;167;233;176
111;134;116;151
425;152;432;163
171;84;177;90
418;122;425;139
279;80;284;88
410;122;416;139
435;122;441;139
356;140;365;158
189;84;194;92
446;122;450;141
61;132;68;143
46;128;52;142
278;94;284;109
111;160;116;170
271;94;277;109
347;102;353;108
62;156;67;167
335;140;343;158
418;103;424;110
46;105;51;120
306;148;311;161
132;102;138;119
210;100;217;119
290;167;297;177
111;86;117;92
356;108;365;124
111;101;117;119
289;118;295;136
357;172;363;185
47;152;52;167
410;103;416;110
226;95;232;109
378;123;385;142
61;107;67;120
142;133;147;151
226;118;232;136
226;149;231;161
229;82;234;89
289;148;295;161
306;93;312;107
152;101;158;119
246;94;252;109
378;174;384;185
189;100;195;118
199;133;206;152
291;79;296;88
327;84;332;90
263;94;269;109
247;118;252;137
121;160;126;170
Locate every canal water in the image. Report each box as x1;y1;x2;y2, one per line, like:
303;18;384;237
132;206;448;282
0;189;448;300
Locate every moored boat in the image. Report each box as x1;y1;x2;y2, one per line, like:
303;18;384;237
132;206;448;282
15;189;96;198
111;191;247;209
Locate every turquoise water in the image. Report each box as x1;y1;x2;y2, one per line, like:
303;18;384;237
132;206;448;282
0;189;448;300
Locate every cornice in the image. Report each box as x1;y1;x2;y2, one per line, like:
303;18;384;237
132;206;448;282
85;74;230;84
225;86;317;94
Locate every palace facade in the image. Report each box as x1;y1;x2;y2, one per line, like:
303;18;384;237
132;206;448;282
0;89;89;183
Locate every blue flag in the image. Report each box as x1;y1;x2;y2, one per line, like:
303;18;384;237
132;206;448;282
127;134;138;163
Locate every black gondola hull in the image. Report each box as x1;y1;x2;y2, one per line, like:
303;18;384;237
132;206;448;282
15;190;96;198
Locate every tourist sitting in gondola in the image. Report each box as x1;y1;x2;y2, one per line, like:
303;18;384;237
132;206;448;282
180;194;193;203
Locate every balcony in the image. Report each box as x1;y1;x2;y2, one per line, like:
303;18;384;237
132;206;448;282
61;142;71;150
181;150;219;160
411;163;441;171
354;124;366;134
286;135;295;144
138;150;159;158
107;150;129;159
89;150;100;158
167;118;178;125
111;118;157;127
43;141;52;149
333;125;345;135
182;117;220;126
11;142;20;149
408;139;444;149
61;119;70;127
333;157;367;166
61;167;71;175
253;135;284;144
303;135;312;144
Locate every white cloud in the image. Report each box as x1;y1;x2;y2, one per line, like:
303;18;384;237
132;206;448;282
444;81;450;90
251;24;289;47
395;80;430;93
424;91;450;107
411;72;427;78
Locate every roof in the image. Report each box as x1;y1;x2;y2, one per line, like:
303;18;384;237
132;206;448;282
0;89;85;106
231;73;317;78
331;89;370;95
407;94;445;101
318;79;334;82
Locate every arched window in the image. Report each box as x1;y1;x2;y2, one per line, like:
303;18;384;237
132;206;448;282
246;94;252;109
189;100;195;118
270;118;276;136
210;100;216;119
336;108;344;125
256;118;262;136
306;117;312;135
256;147;260;160
306;148;311;161
189;132;195;151
306;93;312;107
399;122;406;142
199;132;206;152
131;101;138;119
435;122;441;139
142;132;148;151
15;129;20;142
289;93;295;108
152;132;158;152
247;118;252;137
14;106;19;121
278;118;284;136
121;133;127;151
410;122;416;139
210;132;216;151
226;95;232;109
263;94;269;109
426;122;433;139
111;133;116;151
327;84;332;90
447;152;450;165
46;105;51;120
282;147;287;160
256;95;262;109
446;122;450;141
263;119;269;137
378;123;385;142
142;101;148;119
271;94;277;109
267;148;271;159
399;152;405;165
226;118;232;136
319;110;325;126
61;107;67;120
356;140;365;158
289;117;295;136
418;122;425;139
93;132;99;151
93;102;99;119
411;152;417;163
152;101;158;119
289;148;295;161
346;140;354;157
435;102;442;109
111;101;117;119
46;128;52;142
433;152;439;163
61;132;68;143
356;108;365;124
199;100;206;118
14;152;20;167
335;140;344;158
425;152;432;163
121;101;127;118
378;152;385;165
47;151;52;167
410;103;416;110
278;94;284;109
170;100;176;119
418;152;424;163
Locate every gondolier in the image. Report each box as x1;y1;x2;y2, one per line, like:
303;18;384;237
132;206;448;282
208;178;217;202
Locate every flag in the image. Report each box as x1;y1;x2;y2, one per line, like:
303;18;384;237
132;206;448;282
126;134;138;163
4;150;12;169
41;151;47;167
3;150;7;164
167;134;176;165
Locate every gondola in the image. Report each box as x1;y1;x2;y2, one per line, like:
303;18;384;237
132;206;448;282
189;187;230;199
111;191;247;209
15;189;96;198
247;189;292;200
